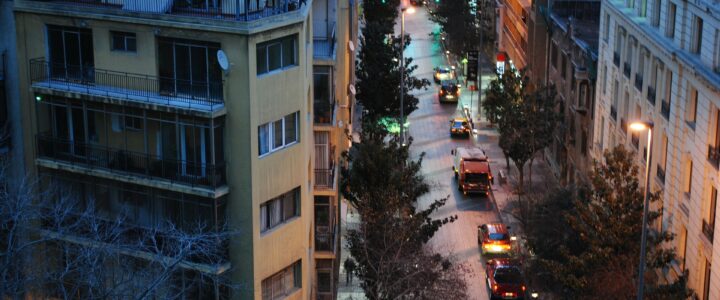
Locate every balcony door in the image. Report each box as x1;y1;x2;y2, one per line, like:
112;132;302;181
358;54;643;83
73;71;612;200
51;104;86;157
47;25;94;82
179;125;207;177
158;38;221;101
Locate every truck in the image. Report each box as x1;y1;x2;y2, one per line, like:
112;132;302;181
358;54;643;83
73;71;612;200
451;147;494;196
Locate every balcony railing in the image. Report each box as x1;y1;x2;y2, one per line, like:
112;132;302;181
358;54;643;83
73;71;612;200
314;99;335;124
25;0;303;22
702;219;715;243
313;21;336;59
30;59;224;111
314;164;335;189
610;105;617;120
647;86;656;105
623;62;631;78
315;223;337;252
656;164;665;183
709;145;720;169
661;100;670;119
36;135;226;188
634;74;643;90
613;52;620;67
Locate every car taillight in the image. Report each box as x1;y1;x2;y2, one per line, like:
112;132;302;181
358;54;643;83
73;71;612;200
492;284;498;292
522;285;526;292
440;90;445;95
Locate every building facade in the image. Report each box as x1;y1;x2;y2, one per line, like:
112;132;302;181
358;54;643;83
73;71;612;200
497;0;530;70
593;0;720;298
12;0;355;298
1;0;22;169
528;0;600;186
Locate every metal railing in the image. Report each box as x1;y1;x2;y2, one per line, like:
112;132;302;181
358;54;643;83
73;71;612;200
36;135;226;188
656;164;665;183
661;100;670;119
647;86;656;105
314;99;335;124
610;105;617;120
315;224;337;252
709;145;720;169
623;62;631;78
27;0;302;22
314;166;335;189
634;74;643;90
313;21;336;58
30;58;224;110
702;219;715;243
613;52;620;67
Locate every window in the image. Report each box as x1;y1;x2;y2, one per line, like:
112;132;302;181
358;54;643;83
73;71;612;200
703;259;711;300
692;15;704;54
157;38;222;100
47;25;94;82
686;87;698;126
258;111;300;156
707;187;717;231
714;30;720;73
599;117;605;150
260;187;301;233
603;14;610;42
603;65;608;94
684;160;693;194
551;42;558;69
111;31;136;52
257;35;298;75
678;225;687;269
652;0;661;26
639;0;647;17
667;2;676;38
561;53;567;79
262;260;302;300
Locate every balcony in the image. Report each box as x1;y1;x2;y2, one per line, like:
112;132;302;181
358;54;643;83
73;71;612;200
613;52;620;67
656;164;665;183
623;62;631;78
702;220;715;244
661;100;670;119
313;21;336;59
29;59;224;112
610;105;617;120
313;67;334;125
36;135;226;188
315;223;338;252
647;86;656;105
21;0;304;22
314;164;335;189
634;74;643;91
708;145;720;169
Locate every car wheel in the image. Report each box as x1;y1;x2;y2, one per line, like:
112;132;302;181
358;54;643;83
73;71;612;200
454;171;458;180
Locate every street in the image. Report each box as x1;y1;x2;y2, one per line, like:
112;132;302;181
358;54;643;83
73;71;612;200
400;6;506;300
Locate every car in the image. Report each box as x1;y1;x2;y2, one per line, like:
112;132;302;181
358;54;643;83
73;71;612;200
433;66;453;83
486;258;527;300
409;0;423;5
449;118;471;138
439;80;460;102
479;223;512;255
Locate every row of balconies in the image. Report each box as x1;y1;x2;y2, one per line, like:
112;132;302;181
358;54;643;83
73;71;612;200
22;0;303;22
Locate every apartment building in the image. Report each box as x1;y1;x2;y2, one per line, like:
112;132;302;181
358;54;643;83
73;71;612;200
12;0;355;298
497;0;530;70
593;0;720;298
1;0;20;164
527;1;600;185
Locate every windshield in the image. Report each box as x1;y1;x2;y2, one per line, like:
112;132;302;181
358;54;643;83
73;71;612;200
437;68;450;74
494;267;522;284
465;173;489;184
453;121;467;128
489;233;509;241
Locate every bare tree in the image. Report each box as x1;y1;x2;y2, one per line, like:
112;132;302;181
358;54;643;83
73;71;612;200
0;157;238;299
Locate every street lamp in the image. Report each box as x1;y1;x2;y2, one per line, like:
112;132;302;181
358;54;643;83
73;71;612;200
629;120;654;300
399;6;415;146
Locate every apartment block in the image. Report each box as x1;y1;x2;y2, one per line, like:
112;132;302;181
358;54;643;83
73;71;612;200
497;0;530;69
593;0;720;298
527;1;600;185
12;0;356;298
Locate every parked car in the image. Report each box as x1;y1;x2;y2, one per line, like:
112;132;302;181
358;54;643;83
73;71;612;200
449;117;471;138
439;80;460;102
486;258;527;300
479;223;512;255
434;66;453;83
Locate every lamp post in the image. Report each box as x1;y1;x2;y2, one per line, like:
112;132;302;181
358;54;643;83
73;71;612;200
399;6;415;146
629;120;654;300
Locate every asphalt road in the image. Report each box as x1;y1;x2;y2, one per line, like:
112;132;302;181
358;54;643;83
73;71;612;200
399;6;505;300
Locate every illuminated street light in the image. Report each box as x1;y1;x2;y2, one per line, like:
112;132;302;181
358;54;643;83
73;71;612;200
629;120;654;300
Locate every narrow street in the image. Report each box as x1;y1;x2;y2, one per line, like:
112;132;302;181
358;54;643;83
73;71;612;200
401;7;503;300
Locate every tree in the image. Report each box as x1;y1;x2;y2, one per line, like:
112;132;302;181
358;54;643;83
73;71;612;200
524;85;561;184
0;157;237;299
340;123;465;299
432;0;481;55
355;0;429;123
524;146;693;299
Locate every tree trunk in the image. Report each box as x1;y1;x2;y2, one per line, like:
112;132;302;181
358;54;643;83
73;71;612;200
528;156;535;186
505;152;510;170
517;163;524;194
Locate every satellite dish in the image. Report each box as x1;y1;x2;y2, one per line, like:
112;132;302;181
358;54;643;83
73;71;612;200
348;84;356;95
348;41;355;52
217;50;229;71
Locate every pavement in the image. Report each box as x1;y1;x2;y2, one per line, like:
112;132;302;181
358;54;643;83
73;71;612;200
337;4;559;300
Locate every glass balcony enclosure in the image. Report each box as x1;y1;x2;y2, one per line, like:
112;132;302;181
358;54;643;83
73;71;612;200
313;66;334;124
36;97;226;188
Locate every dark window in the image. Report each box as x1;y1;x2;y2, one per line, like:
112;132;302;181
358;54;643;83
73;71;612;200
260;187;301;232
111;31;137;52
256;35;298;75
489;233;509;240
157;37;222;100
494;267;522;284
47;25;94;82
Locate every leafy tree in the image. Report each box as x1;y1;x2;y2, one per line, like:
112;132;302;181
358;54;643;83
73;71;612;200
524;85;561;184
340;123;464;299
431;0;480;55
355;0;429;123
525;146;693;299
